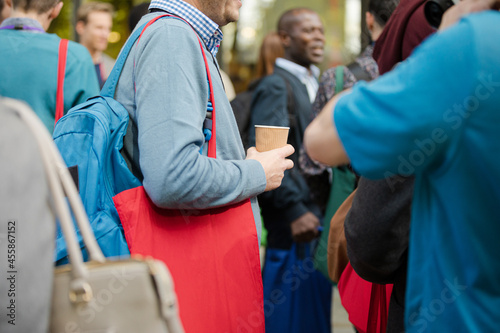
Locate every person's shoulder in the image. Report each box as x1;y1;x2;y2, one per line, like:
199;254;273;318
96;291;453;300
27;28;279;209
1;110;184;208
460;10;500;34
256;72;288;91
135;12;198;41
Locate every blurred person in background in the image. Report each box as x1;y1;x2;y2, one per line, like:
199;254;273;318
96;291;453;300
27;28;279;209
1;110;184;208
340;0;435;331
255;32;285;78
249;8;332;333
76;1;114;88
305;0;500;331
299;0;399;215
0;0;99;133
0;0;12;22
231;31;284;149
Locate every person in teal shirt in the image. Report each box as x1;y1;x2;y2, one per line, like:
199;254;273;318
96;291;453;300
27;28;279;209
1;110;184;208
0;0;99;133
304;0;500;331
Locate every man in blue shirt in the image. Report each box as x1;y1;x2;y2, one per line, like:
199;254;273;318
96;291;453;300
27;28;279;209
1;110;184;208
304;0;500;331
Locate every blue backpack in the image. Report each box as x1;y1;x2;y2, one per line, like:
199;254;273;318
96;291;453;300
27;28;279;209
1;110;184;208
53;14;195;263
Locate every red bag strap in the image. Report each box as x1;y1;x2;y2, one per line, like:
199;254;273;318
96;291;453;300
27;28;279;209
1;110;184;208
55;38;68;126
367;283;389;333
137;14;217;158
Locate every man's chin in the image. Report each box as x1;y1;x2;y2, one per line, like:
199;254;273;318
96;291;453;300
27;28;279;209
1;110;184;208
221;13;239;26
310;54;324;65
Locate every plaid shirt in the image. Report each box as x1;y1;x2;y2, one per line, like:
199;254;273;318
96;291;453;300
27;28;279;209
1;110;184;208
149;0;223;57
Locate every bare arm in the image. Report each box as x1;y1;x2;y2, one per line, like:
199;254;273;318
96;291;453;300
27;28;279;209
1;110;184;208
439;0;500;31
303;90;351;167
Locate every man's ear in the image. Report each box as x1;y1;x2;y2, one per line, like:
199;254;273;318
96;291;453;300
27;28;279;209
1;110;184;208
278;30;291;48
365;11;375;33
49;1;64;20
5;0;12;10
75;20;85;36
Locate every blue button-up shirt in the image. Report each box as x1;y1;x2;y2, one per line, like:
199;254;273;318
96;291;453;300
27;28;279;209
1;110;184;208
149;0;223;57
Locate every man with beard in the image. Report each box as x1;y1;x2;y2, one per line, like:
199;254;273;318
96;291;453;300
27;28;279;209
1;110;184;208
113;0;295;331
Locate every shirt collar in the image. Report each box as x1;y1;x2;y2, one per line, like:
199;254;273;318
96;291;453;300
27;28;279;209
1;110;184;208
0;17;45;32
275;58;320;81
149;0;223;57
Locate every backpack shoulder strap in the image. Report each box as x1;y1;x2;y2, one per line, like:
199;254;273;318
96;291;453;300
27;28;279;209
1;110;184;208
55;38;68;126
100;17;160;98
335;65;345;95
101;14;217;157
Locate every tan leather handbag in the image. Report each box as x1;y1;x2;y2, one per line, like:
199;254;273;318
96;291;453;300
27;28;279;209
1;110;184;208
9;98;184;333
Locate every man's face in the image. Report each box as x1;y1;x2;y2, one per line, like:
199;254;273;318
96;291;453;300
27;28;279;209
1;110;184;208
199;0;242;26
285;11;325;67
77;11;112;53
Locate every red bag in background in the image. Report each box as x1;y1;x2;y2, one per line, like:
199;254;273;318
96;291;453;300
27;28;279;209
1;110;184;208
338;262;393;333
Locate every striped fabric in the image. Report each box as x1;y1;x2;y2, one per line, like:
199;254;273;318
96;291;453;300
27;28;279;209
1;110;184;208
149;0;223;57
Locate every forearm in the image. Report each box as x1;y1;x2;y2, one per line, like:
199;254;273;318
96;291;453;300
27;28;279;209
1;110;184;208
304;90;351;166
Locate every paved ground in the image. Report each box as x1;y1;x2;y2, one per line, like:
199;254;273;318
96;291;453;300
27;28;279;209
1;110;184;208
331;286;355;332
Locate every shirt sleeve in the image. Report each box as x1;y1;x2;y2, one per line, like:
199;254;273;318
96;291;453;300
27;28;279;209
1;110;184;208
132;21;266;209
334;19;477;179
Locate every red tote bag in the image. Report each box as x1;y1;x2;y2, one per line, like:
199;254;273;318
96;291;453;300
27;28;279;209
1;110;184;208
338;262;393;333
113;18;264;332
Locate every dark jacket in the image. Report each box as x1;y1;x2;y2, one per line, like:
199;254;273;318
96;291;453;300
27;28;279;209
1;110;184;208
249;66;320;249
345;176;413;333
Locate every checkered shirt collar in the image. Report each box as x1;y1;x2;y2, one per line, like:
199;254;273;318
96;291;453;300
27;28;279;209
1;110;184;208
149;0;223;57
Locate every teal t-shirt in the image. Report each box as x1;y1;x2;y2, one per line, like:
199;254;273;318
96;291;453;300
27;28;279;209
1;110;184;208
334;11;500;332
0;18;99;133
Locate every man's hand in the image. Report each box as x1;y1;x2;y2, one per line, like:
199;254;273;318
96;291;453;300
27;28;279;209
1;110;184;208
290;212;320;243
246;145;294;191
439;0;499;31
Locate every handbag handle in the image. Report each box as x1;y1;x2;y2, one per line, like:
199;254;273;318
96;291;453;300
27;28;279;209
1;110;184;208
3;98;105;299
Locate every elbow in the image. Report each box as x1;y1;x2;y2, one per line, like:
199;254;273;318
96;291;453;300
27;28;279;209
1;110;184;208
142;171;199;209
303;125;324;165
348;255;399;285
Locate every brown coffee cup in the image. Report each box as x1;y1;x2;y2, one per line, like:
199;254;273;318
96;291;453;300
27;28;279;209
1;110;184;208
255;125;290;152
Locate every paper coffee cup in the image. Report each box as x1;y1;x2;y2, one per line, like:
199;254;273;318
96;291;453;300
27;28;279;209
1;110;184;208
255;125;290;152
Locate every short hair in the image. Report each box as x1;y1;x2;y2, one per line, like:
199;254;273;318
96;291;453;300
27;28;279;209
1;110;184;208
77;1;114;24
0;0;4;14
277;8;317;34
12;0;60;14
368;0;399;27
